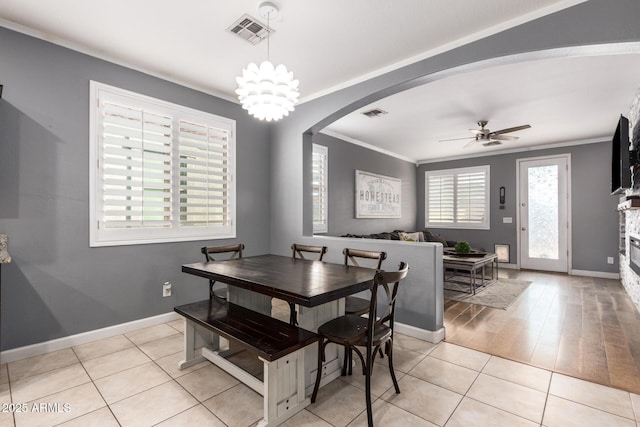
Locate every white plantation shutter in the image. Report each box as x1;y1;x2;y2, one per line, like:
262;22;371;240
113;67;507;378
456;171;486;224
312;144;328;233
101;103;172;229
425;166;489;229
427;174;454;224
90;81;236;247
179;121;231;227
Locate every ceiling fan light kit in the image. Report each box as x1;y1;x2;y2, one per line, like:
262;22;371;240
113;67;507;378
235;1;300;121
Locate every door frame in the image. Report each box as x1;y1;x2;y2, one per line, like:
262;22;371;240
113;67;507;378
515;153;572;272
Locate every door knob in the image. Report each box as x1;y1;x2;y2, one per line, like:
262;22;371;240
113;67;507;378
521;227;526;231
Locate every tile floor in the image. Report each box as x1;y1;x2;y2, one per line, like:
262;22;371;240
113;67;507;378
2;319;640;426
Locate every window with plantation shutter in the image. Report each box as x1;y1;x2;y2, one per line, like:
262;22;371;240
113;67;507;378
90;81;236;247
178;121;231;227
425;166;490;230
312;144;328;233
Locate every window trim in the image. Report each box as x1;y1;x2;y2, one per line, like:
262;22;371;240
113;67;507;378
89;81;236;247
425;165;490;230
312;143;328;234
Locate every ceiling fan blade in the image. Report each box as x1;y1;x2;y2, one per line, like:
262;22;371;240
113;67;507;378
490;124;531;135
438;137;474;142
463;139;477;149
469;129;483;135
491;134;518;141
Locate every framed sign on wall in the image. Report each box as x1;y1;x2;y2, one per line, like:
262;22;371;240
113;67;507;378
355;170;401;218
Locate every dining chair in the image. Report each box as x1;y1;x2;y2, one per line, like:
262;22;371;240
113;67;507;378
289;243;328;324
311;262;409;427
343;248;387;315
342;248;387;375
201;243;245;299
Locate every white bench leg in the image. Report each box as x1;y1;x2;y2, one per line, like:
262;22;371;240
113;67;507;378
258;348;310;426
178;318;219;370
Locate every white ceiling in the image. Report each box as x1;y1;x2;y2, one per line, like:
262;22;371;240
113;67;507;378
324;52;640;163
2;0;637;162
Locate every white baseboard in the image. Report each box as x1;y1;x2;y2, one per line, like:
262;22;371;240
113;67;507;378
1;311;181;364
570;269;620;279
498;263;519;270
498;264;619;279
1;312;446;363
394;322;445;344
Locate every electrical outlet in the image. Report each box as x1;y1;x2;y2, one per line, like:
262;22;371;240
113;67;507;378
163;282;172;297
607;257;614;265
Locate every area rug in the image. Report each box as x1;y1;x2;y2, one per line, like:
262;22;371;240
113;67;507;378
444;278;532;309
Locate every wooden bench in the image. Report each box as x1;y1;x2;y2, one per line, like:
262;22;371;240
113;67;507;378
175;298;319;426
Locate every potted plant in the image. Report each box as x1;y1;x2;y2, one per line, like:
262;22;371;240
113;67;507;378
454;241;471;255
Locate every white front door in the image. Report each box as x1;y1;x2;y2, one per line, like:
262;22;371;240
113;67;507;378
518;155;570;272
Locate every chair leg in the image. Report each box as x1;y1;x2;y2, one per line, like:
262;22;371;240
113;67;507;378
341;347;348;376
348;348;353;375
311;339;325;403
365;348;374;427
288;302;298;325
386;339;400;394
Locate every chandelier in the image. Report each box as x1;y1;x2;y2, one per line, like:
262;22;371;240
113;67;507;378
236;2;299;121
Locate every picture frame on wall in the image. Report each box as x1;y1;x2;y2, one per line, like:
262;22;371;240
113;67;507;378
355;170;401;218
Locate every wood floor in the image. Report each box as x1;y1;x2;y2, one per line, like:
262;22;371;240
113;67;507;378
444;269;640;394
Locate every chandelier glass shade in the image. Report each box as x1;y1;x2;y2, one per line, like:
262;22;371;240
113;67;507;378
236;60;299;121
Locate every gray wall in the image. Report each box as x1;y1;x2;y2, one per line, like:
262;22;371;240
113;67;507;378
417;142;620;273
1;0;639;351
0;27;272;350
313;132;417;236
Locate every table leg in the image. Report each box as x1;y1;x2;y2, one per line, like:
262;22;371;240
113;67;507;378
228;287;272;315
297;298;345;396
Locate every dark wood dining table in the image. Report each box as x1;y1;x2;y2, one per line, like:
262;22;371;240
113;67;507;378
182;254;377;307
179;254;379;425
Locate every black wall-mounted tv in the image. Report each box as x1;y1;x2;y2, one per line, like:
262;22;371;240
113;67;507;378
611;114;631;195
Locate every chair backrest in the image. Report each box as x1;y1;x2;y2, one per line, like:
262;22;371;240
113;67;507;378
201;244;245;262
368;261;409;337
291;243;327;261
343;248;387;270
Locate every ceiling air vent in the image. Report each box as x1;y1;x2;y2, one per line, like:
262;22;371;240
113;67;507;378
361;108;388;118
227;14;274;45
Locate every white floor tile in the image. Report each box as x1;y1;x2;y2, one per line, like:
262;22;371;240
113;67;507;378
549;373;635;420
467;373;546;423
5;319;640;427
543;395;636;427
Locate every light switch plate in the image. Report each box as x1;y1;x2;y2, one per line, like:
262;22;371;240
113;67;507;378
503;217;513;224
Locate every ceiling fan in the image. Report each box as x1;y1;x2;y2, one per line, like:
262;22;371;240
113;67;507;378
440;120;531;148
